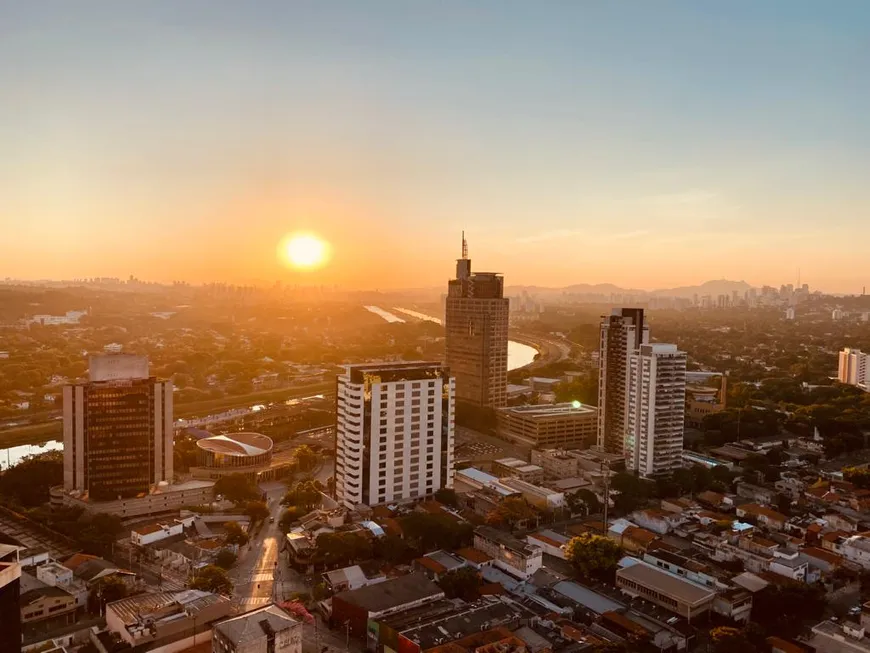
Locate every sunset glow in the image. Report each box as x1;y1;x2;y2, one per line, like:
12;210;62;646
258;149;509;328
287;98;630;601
280;233;331;270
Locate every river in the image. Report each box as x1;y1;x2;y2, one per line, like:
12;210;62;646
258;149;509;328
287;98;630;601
0;314;539;468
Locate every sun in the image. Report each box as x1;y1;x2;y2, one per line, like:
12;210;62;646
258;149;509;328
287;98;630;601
279;233;331;270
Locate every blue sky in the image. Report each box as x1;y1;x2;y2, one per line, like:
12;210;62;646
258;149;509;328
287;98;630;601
1;1;868;290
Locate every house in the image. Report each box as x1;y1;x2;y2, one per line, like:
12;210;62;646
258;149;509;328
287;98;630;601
63;554;137;590
697;491;734;511
213;604;302;653
527;530;570;559
767;636;810;653
810;619;870;653
769;550;809;582
736;483;776;505
322;565;386;593
800;546;844;573
473;526;543;579
20;586;77;627
735;504;787;531
413;551;467;579
330;573;444;639
131;519;187;546
608;520;659;554
455;547;494;569
630;509;683;535
661;497;699;514
843;535;870;570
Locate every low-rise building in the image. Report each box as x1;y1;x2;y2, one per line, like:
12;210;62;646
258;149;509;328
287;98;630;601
492;458;545;484
131;518;189;547
213;603;302;653
20;585;77;627
735;504;787;531
843;535;870;570
331;573;445;639
811;619;870;653
616;560;716;620
322;565;386;593
106;589;232;649
413;551;467;580
527;530;570;559
474;526;543;579
498;478;565;510
498;404;598;449
54;479;215;519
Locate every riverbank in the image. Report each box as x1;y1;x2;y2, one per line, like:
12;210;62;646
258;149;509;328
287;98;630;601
509;333;568;369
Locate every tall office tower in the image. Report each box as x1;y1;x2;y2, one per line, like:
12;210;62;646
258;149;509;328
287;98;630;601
63;354;173;501
626;344;687;477
445;233;510;408
334;362;455;509
0;561;21;653
597;308;649;454
839;348;870;391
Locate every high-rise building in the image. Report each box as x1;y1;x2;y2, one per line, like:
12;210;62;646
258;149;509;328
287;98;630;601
63;354;173;501
334;361;455;508
597;308;648;454
0;561;21;653
445;233;509;408
838;348;870;392
626;343;687;477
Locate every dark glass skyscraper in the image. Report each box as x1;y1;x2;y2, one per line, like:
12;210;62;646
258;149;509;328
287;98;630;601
445;234;509;409
63;355;173;501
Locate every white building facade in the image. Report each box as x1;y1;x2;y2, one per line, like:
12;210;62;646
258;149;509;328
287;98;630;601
626;344;687;477
838;348;870;392
335;362;455;508
597;309;649;455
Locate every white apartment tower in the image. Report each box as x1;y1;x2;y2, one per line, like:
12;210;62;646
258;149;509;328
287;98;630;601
838;348;870;392
598;309;649;454
626;344;687;477
334;362;455;508
63;355;173;501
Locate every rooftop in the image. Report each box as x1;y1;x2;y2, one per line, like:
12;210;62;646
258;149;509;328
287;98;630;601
475;526;542;558
214;604;300;645
108;589;226;626
333;572;442;613
617;561;716;605
501;403;597;418
197;432;273;457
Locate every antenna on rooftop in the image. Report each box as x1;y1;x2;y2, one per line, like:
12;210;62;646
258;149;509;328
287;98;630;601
461;231;468;259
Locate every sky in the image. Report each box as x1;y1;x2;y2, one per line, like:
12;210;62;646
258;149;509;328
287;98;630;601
1;1;869;292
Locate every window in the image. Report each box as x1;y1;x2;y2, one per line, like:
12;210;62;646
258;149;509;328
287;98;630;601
411;456;419;463
379;462;386;469
410;473;419;480
379;453;387;460
411;465;419;472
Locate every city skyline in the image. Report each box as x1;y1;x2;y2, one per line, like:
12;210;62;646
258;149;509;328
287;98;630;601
2;2;870;292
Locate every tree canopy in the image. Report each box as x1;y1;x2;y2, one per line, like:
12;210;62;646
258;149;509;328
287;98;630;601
0;450;63;507
191;565;233;595
437;567;483;601
485;497;536;529
282;480;322;511
565;533;622;581
214;474;260;504
223;521;249;547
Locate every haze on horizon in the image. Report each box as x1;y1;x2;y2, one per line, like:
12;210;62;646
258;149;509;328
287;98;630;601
2;2;869;293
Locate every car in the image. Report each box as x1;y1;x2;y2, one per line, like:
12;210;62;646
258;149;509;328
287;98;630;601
850;606;862;616
269;517;275;523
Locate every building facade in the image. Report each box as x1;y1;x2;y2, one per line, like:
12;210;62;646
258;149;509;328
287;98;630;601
0;562;21;653
598;309;648;454
335;362;455;508
63;355;173;501
473;526;543;578
497;403;598;449
839;348;870;392
626;344;687;477
213;604;302;653
445;234;509;409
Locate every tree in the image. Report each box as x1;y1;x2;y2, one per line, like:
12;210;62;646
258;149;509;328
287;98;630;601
79;513;124;556
565;533;622;581
844;466;870;488
315;532;372;568
611;473;653;514
566;489;601;516
88;574;127;614
244;500;270;523
374;534;414;564
224;521;249;547
710;627;756;653
214;474;259;504
752;582;825;638
485;497;536;529
191;565;233;595
282;480;322;511
294;445;318;472
326;476;336;495
434;488;459;508
215;548;237;570
279;506;306;532
398;513;473;553
437;567;483;601
278;600;314;624
0;450;63;507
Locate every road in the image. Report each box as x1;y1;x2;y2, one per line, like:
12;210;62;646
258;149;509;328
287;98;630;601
231;460;335;611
